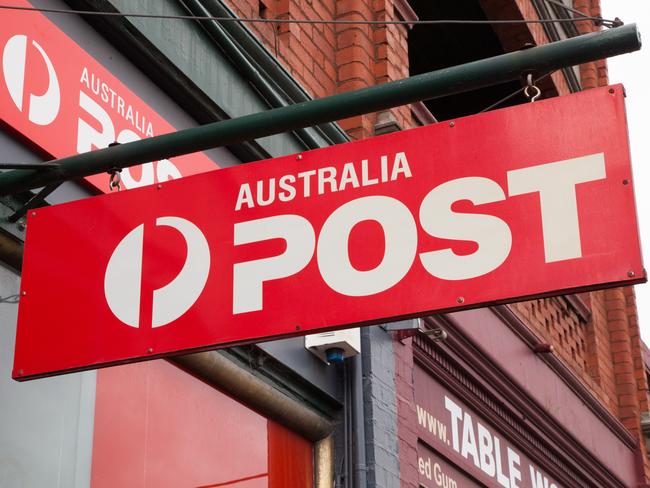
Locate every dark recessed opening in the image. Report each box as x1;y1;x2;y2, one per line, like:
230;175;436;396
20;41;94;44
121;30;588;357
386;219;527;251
408;0;528;120
259;0;269;19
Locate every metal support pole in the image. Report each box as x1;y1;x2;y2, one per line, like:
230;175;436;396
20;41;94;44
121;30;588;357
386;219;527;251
0;23;641;196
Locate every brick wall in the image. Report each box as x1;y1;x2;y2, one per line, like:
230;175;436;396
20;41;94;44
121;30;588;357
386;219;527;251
508;1;650;473
572;0;609;90
567;0;648;476
511;298;590;374
584;290;620;412
496;0;650;459
226;0;412;139
223;0;648;483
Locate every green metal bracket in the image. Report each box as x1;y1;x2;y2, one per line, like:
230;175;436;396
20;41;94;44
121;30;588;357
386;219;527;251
0;23;641;196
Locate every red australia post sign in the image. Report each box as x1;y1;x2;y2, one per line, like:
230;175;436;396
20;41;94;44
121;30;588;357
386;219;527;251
0;0;217;193
13;85;645;379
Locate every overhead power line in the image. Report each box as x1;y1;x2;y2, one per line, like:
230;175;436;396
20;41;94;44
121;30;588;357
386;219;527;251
0;4;622;29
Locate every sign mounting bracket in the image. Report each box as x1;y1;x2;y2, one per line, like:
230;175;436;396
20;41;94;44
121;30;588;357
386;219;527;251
0;23;642;197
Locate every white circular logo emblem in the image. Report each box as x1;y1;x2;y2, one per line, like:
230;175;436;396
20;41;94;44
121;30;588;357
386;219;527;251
104;216;210;328
2;34;60;125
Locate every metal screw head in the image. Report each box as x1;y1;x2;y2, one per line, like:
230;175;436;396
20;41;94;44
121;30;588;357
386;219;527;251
623;179;630;185
21;290;26;296
17;220;26;231
31;212;36;217
628;270;636;278
449;121;455;127
296;154;303;160
17;369;23;376
609;88;615;94
456;296;464;304
295;325;301;331
147;347;154;353
157;184;162;189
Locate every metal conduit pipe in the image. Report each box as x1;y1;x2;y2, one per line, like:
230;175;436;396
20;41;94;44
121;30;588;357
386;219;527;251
0;23;641;195
179;0;324;149
202;0;349;145
172;350;335;442
0;230;23;271
350;354;367;487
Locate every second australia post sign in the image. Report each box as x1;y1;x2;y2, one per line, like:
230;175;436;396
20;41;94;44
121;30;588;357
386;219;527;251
13;85;645;379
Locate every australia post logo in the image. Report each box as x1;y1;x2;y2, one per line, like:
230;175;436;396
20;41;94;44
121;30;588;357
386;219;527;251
0;1;217;193
104;217;210;329
2;34;60;126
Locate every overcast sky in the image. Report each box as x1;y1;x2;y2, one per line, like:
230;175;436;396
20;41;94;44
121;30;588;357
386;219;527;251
601;1;650;342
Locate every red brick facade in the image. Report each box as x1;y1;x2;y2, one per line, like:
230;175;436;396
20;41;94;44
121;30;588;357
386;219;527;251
225;0;649;484
227;0;412;139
